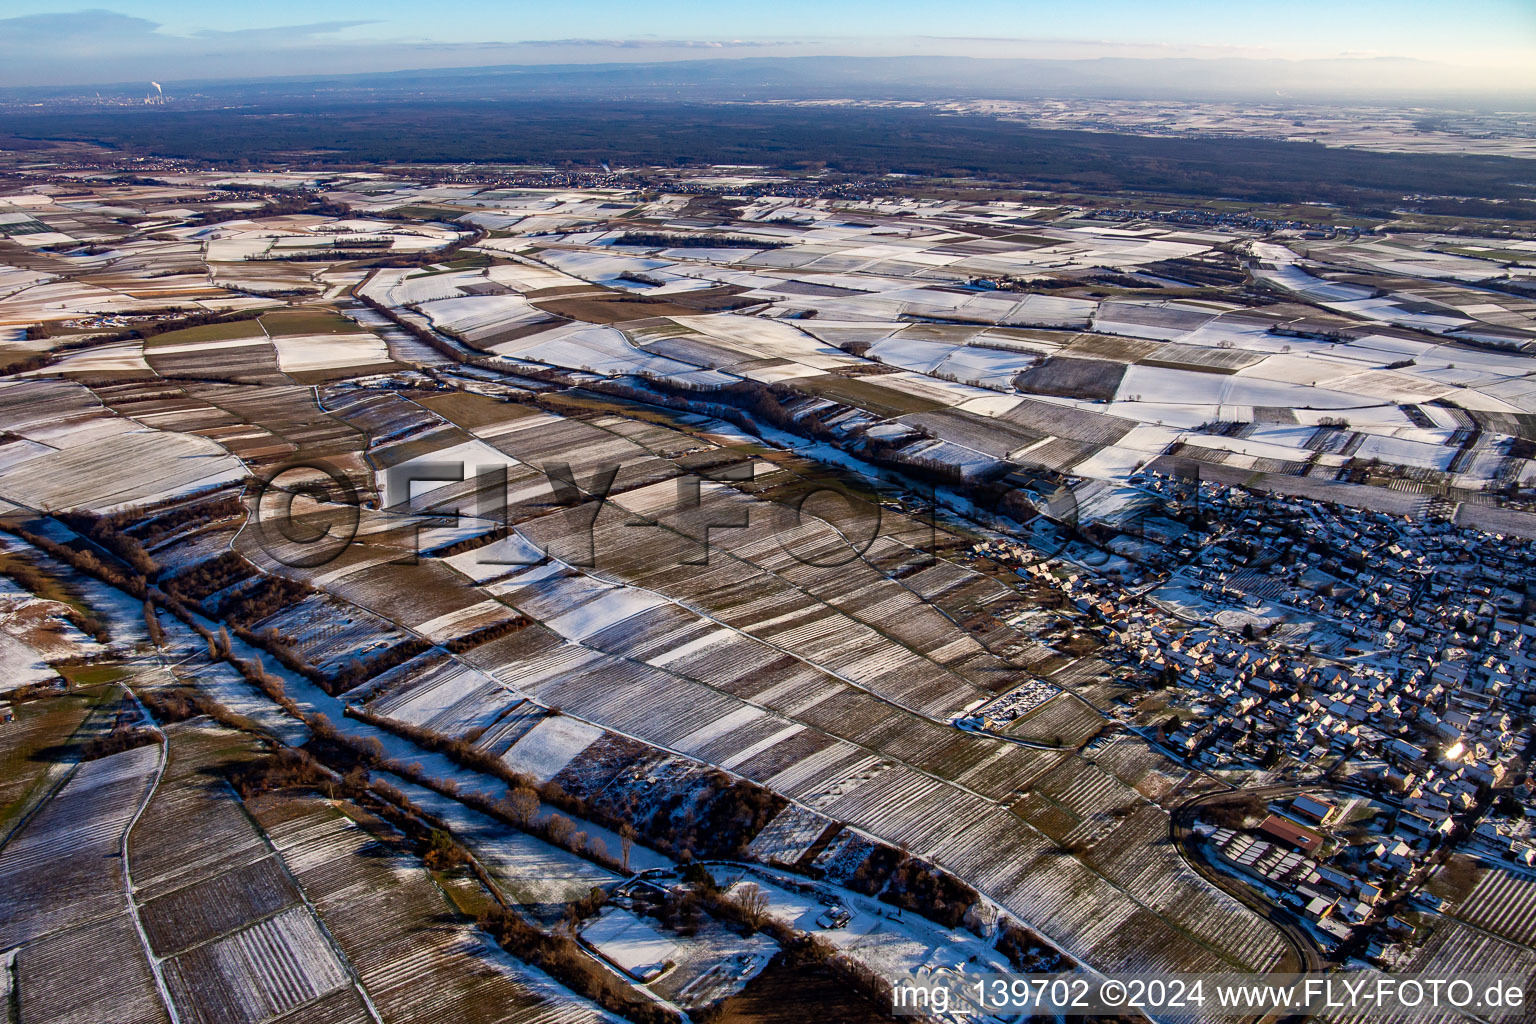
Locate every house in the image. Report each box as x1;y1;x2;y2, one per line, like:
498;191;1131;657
1373;841;1414;871
1303;896;1336;922
1398;812;1444;838
817;906;852;929
1291;794;1337;826
1338;899;1371;924
1260;814;1325;855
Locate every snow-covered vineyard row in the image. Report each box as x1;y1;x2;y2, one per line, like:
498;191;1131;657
258;787;622;1023
0;526;629;1024
297;521;1293;978
1403;918;1536;996
1454;868;1536;948
0;741;161;949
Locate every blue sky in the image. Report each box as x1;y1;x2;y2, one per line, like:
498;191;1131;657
1;1;1532;87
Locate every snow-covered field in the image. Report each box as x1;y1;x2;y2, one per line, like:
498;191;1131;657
271;332;390;373
580;909;681;980
501;715;606;781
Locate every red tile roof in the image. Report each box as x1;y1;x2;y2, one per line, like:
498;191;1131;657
1260;813;1324;853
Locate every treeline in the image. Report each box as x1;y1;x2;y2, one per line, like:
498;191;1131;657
604;764;784;862
356;293;467;363
160;549;313;630
881;852;981;930
124;493;245;549
234;612;432;697
162;549;257;603
612;232;789;250
219;736;676;1024
0;521;151;601
326;635;433;693
246;250;395;263
1;351;56;374
995;918;1071;972
223;575;316;628
0;548;108;641
188;195;353;226
344;705;784;862
139;685;260;733
58;510;159;577
79;726;160;761
228;746;334;795
361;227;487;269
92;308;267;345
593;377;828;445
837;844;980;930
444;616;529;653
326;707;620;871
618;372;1073;511
17;102;1536;210
1143;256;1250;288
597;375;982;491
616;270;666;286
159;545;474;694
214;701;896;1022
159;550;386;694
345;696;995;941
357;291;567;392
190;697;682;1024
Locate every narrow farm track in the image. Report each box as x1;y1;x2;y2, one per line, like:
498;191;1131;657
122;728;184;1024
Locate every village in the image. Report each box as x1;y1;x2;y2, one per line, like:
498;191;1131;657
969;464;1535;966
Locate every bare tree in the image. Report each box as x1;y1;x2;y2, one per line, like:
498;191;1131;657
143;599;163;646
505;786;540;828
735;882;770;932
619;823;636;872
546;814;576;848
342;766;369;795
